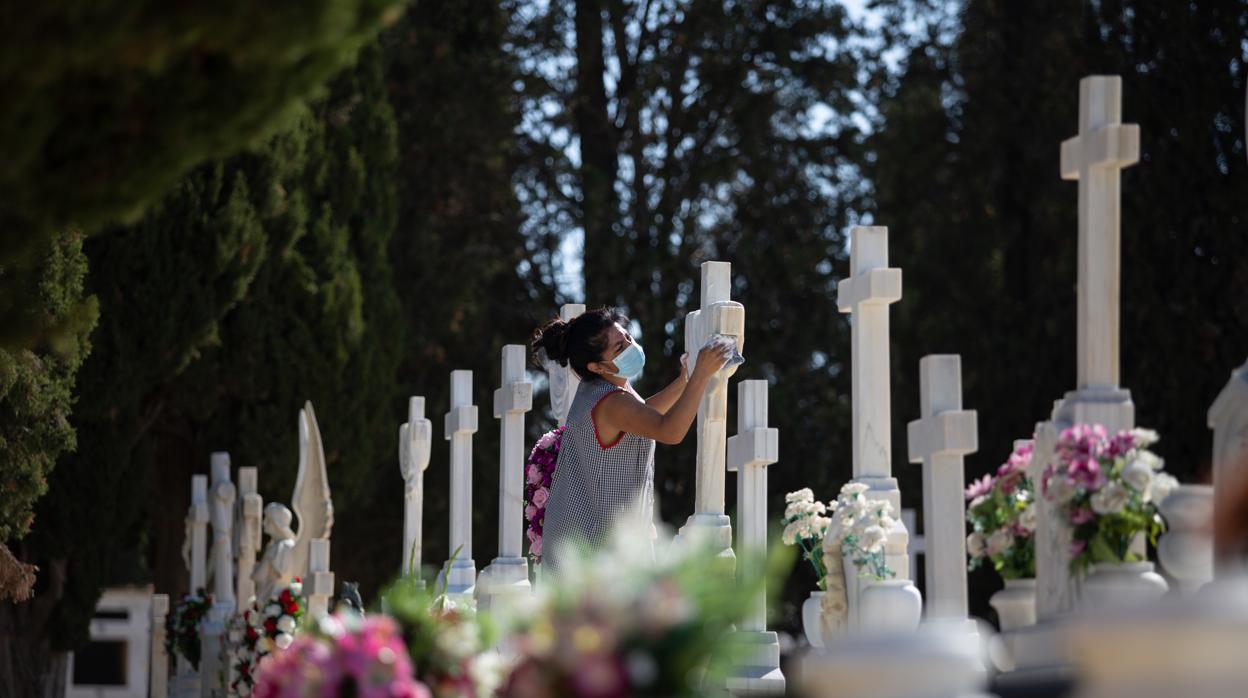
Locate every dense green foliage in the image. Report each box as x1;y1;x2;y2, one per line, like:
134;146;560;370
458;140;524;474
867;0;1247;613
0;0;403;346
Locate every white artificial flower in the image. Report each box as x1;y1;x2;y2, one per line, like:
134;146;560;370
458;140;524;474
968;495;988;511
238;684;252;697
435;619;481;658
1151;473;1180;504
1129;428;1160;448
986;529;1015;556
841;482;870;497
786;488;815;504
782;521;800;545
274;632;293;650
1122;458;1155;498
966;532;987;557
265;603;281;617
1019;504;1038;532
471;650;510;697
288;581;303;596
276;615;296;634
228;628;244;644
811;515;832;538
257;637;275;654
1091;481;1129;515
860;525;888;554
1133;450;1164;472
1047;476;1077;504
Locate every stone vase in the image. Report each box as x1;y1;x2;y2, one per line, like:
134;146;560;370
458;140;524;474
802;591;828;648
858;579;922;634
989;577;1037;631
1081;561;1169;610
1157;484;1214;593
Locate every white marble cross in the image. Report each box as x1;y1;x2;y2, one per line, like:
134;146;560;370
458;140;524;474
547;304;586;425
236;467;262;611
480;346;534;611
400;397;432;577
188;475;209;594
835;226;910;581
726;380;785;695
1060;75;1139;391
1031;76;1140;620
901;509;925;585
308;538;334;618
680;261;744;559
907;355;978;619
440;370;478;598
1208;358;1248;575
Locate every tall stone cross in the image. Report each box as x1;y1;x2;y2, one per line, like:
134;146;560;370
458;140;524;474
149;594;170;698
836;226;910;579
203;452;236;697
725;380;785;695
680;261;744;560
907;355;978;620
399;397;432;578
307;538;335;618
236;466;262;611
1032;75;1140;618
546;304;586;425
480;345;534;611
187;475;209;594
440;370;478;598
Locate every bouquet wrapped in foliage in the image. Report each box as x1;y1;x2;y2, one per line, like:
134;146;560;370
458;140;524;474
828;482;895;581
524;426;564;562
383;577;506;698
501;523;770;698
253;612;432;698
965;441;1037;579
781;488;833;589
1041;424;1177;574
230;578;305;696
166;590;212;670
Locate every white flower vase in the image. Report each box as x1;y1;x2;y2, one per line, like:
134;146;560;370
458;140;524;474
1081;561;1169;610
803;591;828;648
989;578;1037;631
1157;484;1214;593
858;579;922;634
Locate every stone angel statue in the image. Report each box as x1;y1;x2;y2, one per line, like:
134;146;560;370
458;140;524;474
291;402;334;580
252;503;297;604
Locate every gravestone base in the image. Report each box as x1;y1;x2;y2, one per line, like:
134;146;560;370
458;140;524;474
197;610;228;698
477;556;532;617
725;630;785;696
677;513;736;562
438;558;477;602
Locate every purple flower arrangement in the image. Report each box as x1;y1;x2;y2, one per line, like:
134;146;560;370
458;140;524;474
1041;424;1176;574
524;426;564;562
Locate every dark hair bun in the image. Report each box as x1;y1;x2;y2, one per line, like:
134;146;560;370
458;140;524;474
532;318;571;366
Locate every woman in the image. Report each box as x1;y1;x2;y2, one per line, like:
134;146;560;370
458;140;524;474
532;307;733;574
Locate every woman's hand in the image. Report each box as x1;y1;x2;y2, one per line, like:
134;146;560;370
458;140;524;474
679;352;690;381
692;340;733;381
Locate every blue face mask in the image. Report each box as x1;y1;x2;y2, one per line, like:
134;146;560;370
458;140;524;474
610;342;646;380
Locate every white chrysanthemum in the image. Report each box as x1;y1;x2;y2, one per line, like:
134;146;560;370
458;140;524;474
1019;504;1038;532
986;529;1015;556
1134;450;1163;472
274;632;293;650
470;650;510;697
1129;428;1160;448
860;525;888;553
276;615;296;634
257;636;275;654
1091;481;1129;515
264;603;281;617
841;482;870;497
786;488;815;504
782;521;801;545
966;532;987;557
1151;472;1180;504
435;619;481;659
1122;458;1155;498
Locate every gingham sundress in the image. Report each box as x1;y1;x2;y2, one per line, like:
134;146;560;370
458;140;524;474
541;378;656;576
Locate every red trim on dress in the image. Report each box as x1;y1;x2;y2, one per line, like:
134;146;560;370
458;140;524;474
590;389;627;450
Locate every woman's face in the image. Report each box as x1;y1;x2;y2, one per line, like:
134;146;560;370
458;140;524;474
590;322;635;376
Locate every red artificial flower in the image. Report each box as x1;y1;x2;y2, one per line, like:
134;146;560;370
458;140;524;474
279;589;292;604
264;618;277;634
246;627;258;641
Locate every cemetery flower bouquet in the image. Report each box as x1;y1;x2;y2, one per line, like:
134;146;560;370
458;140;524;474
229;578;305;696
501;522;766;698
965;441;1037;579
525;425;564;562
166;590;212;670
829;482;895;581
781;488;833;589
383;576;505;698
1042;424;1177;574
252;611;432;698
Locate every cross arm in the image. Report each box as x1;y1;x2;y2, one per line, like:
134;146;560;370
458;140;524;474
1060;124;1140;180
727;427;779;472
907;410;979;462
836;268;902;313
493;382;534;417
444;405;479;439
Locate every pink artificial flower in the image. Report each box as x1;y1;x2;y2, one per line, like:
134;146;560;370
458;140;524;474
537;429;559;450
527;528;537;544
1070;507;1094;525
524;504;538;521
532;487;550;508
1106;430;1136;458
527;463;543;485
965;474;993;501
996;469;1023;495
1067;457;1104;490
1057;424;1108;464
1069;539;1087;557
530;536;542;556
